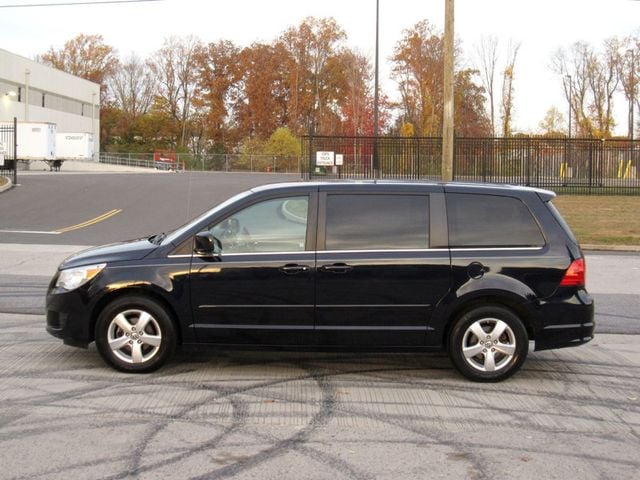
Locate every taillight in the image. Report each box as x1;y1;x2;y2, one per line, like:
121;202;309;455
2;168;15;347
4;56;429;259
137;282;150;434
560;258;585;287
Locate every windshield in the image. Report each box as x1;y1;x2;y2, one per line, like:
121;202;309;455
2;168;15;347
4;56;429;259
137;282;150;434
162;190;254;245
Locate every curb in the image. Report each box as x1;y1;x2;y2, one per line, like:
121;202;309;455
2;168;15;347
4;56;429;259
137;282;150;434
583;244;640;253
0;176;12;193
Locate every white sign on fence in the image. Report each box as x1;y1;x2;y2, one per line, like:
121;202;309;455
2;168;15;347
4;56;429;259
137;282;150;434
0;154;4;167
335;154;344;166
316;151;335;166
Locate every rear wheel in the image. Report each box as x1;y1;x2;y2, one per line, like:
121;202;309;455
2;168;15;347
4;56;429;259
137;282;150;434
95;295;176;373
448;305;528;382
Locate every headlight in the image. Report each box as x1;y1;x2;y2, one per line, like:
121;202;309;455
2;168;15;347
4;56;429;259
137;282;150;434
56;263;106;291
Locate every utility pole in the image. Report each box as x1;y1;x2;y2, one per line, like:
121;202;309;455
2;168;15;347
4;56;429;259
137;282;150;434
442;0;455;181
565;75;572;138
629;49;635;140
373;0;380;178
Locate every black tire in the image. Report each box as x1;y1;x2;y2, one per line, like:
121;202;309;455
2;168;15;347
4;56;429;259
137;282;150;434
95;295;176;373
448;305;528;382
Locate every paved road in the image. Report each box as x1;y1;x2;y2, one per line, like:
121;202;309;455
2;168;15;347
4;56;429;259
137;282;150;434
1;172;639;479
0;171;299;245
0;312;638;480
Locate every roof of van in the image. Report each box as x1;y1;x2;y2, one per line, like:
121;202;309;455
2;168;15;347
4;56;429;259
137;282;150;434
250;181;556;200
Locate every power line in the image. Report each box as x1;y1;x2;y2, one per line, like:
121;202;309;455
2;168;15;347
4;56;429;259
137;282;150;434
0;0;163;7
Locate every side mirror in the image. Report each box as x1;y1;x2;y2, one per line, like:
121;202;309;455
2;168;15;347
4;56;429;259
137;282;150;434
194;232;222;256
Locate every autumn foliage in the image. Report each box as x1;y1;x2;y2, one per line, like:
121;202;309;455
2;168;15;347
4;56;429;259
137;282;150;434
39;17;493;154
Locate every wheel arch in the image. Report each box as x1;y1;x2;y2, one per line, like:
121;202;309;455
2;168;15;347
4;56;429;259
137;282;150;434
90;287;183;345
439;292;536;352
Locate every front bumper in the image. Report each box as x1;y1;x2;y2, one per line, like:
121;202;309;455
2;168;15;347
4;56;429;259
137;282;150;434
534;288;595;351
46;283;93;348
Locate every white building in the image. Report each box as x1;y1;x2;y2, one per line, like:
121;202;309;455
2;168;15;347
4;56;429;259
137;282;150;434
0;48;100;159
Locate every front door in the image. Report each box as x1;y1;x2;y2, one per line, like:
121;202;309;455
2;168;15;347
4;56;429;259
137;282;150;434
190;193;317;345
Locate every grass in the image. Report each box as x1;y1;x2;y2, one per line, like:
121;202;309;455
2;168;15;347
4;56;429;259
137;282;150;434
552;195;640;246
0;176;9;188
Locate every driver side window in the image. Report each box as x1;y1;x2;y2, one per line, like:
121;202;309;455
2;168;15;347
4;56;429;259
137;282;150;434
210;196;309;254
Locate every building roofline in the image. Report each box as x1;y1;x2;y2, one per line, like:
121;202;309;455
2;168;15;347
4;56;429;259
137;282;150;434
0;48;101;89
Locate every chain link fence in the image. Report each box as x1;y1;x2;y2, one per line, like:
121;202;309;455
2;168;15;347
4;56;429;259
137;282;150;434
99;152;301;174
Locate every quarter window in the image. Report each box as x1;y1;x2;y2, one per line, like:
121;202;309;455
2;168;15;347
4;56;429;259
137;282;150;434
447;193;544;247
325;194;429;250
210;196;308;253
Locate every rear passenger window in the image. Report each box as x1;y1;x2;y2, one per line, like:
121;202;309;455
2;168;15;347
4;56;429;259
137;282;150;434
447;194;544;248
325;194;429;250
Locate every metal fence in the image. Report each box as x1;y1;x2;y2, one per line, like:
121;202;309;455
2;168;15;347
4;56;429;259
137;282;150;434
0;118;17;185
99;152;300;173
303;136;640;195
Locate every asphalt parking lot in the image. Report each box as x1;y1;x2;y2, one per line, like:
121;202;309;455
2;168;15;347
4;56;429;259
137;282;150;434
1;171;639;479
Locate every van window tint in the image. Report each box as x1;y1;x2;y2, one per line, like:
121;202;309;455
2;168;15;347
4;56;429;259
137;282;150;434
325;194;429;250
447;194;544;247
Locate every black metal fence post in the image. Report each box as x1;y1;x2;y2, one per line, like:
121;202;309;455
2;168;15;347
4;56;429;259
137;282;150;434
0;117;17;186
13;117;17;185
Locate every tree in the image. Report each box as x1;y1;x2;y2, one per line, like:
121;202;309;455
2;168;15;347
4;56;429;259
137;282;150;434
40;34;118;88
617;35;639;138
500;41;521;137
149;36;202;148
135;98;178;149
193;39;241;151
455;69;491;137
475;35;499;136
392;20;489;137
40;34;119;150
399;122;415;137
233;42;291;140
328;48;376;135
587;38;620;137
265;127;301;157
280;17;347;135
538;106;566;136
391;20;444;136
553;40;621;138
108;53;156;143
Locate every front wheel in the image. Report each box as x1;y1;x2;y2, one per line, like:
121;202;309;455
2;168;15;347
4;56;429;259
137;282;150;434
448;305;528;382
95;295;176;373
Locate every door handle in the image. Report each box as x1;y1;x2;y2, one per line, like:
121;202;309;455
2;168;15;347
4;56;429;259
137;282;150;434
280;264;310;275
320;263;353;274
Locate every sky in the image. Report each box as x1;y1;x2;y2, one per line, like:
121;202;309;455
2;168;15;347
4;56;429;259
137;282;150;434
1;0;639;134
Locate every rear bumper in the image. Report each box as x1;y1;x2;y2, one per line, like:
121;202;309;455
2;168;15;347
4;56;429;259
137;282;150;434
534;288;595;351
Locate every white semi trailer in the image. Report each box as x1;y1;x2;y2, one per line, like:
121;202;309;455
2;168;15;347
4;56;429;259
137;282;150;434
56;133;94;160
16;122;56;160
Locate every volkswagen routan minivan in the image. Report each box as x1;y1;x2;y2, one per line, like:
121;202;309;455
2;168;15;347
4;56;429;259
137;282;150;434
46;182;594;382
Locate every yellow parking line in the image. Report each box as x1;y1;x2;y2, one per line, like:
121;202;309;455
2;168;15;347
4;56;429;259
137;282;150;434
56;209;122;233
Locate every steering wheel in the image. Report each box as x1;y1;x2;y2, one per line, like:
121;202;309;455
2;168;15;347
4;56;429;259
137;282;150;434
218;219;253;251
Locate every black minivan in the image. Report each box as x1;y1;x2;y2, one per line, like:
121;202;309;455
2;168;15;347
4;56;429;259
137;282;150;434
46;182;594;381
